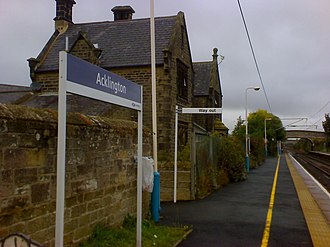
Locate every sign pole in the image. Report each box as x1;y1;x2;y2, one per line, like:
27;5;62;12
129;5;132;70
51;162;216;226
150;0;161;223
55;51;67;247
150;0;158;171
136;87;143;247
174;106;178;203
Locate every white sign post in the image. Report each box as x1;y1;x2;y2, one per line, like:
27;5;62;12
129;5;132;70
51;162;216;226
56;51;143;247
174;106;222;203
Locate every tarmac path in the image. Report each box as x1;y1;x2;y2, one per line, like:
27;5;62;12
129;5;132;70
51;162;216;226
160;156;312;247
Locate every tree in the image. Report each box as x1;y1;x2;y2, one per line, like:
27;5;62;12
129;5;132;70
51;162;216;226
248;109;285;143
248;110;285;156
232;116;245;139
322;113;330;150
232;109;285;161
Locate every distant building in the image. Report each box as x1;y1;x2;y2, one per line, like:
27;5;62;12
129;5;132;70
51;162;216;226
193;48;227;134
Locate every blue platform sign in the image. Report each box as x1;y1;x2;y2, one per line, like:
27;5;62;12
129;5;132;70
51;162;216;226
56;51;144;247
65;53;142;110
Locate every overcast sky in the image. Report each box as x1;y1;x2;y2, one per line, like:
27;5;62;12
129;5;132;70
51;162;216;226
0;0;329;132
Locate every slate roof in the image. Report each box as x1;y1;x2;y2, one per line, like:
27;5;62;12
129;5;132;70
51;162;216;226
0;84;32;104
193;62;211;96
36;16;177;72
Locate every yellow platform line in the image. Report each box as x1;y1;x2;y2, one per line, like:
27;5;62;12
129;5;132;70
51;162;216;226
285;153;330;247
261;155;280;247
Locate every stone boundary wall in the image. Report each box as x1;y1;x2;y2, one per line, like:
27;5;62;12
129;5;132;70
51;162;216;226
158;161;193;201
0;104;152;246
160;170;192;201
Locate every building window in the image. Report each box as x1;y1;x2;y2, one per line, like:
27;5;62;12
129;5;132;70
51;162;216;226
178;121;188;149
214;92;219;107
177;60;188;100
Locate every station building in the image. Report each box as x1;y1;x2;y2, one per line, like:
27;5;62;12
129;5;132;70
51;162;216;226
4;0;228;200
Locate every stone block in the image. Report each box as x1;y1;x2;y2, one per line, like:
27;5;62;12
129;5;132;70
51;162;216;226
14;168;38;186
0;134;17;148
66;195;78;208
0;169;14;184
0;195;30;213
76;164;92;176
83;190;103;202
4;148;46;169
26;214;51;234
178;171;191;182
3;148;26;169
73;225;91;242
18;133;41;148
8;222;25;234
26;149;47;167
77;214;90;227
63;231;75;247
177;188;192;200
88;210;101;223
14;184;30;196
30;226;54;245
0;151;2;169
71;203;87;218
87;198;102;211
65;218;79;232
31;183;50;203
0;214;15;227
15;203;51;224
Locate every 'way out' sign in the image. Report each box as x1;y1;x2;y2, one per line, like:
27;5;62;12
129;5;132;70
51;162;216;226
56;51;143;247
181;108;222;114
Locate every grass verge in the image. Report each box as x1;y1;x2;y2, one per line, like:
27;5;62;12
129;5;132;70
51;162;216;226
79;215;191;247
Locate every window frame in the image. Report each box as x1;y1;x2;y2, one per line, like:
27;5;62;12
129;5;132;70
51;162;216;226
176;60;188;100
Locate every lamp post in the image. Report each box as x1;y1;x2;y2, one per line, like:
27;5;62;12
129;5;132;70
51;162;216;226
245;86;260;172
264;118;272;157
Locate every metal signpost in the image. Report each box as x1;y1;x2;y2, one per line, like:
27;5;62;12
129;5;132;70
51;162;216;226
56;51;143;247
174;106;222;202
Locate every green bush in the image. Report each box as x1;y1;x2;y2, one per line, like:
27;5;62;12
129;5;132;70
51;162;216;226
216;168;230;187
249;137;265;168
216;136;246;182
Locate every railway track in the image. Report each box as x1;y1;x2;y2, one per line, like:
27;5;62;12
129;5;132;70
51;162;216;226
290;152;330;192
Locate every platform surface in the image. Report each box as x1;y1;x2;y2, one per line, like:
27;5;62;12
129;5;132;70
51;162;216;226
160;154;329;246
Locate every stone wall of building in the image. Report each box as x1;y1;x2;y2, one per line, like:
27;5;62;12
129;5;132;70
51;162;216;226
31;12;196;202
0;104;152;246
193;93;220;132
35;72;59;93
111;63;195;201
193;96;209;130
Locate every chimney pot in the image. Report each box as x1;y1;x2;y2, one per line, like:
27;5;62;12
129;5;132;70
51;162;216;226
111;6;135;21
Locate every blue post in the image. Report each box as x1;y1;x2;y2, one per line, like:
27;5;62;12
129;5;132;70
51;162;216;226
151;172;160;222
245;155;250;173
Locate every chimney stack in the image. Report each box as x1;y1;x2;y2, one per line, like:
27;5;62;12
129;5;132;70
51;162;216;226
54;0;76;33
111;6;135;21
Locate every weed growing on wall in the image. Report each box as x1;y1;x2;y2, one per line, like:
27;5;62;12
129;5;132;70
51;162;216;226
79;215;191;247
